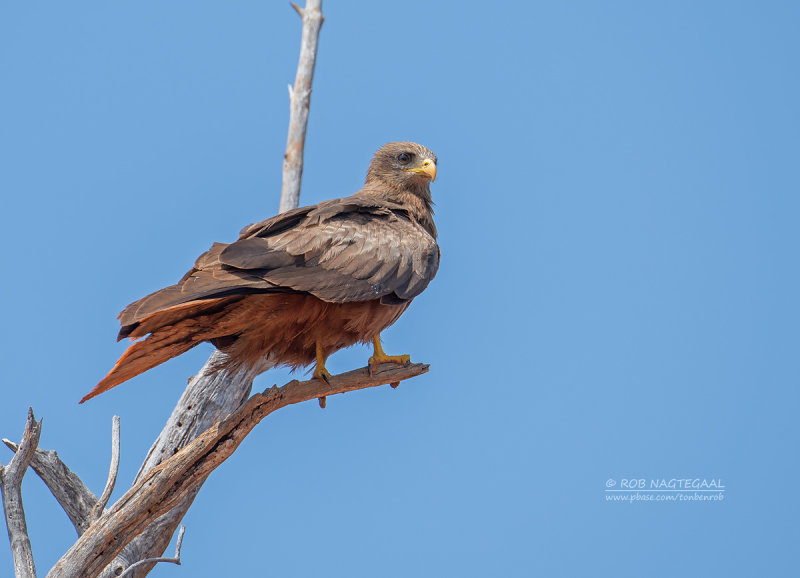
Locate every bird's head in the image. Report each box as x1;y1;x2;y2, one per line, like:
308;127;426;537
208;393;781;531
365;142;438;196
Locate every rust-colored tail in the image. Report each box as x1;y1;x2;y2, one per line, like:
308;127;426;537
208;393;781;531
81;297;238;403
81;330;200;403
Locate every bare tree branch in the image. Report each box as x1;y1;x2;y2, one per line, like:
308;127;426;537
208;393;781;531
1;408;43;578
98;4;325;574
118;526;185;578
280;0;324;213
47;362;428;578
98;353;259;578
91;416;120;522
1;441;97;537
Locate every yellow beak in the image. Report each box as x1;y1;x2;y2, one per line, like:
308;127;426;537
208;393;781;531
407;158;437;182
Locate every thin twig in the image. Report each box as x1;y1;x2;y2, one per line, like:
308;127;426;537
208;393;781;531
47;362;429;578
1;407;43;578
118;526;185;578
2;440;97;536
279;0;324;213
91;416;120;522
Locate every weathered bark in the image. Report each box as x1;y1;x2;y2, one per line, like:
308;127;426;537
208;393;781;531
280;0;324;213
97;352;259;578
46;363;428;578
90;417;120;522
117;526;185;578
0;409;43;578
1;441;97;537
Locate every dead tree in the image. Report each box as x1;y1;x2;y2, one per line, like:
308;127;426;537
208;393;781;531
1;2;430;576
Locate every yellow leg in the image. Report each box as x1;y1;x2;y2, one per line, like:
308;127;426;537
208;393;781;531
313;342;331;384
368;335;411;375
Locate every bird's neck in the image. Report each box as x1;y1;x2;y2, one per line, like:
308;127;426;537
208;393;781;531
360;179;437;238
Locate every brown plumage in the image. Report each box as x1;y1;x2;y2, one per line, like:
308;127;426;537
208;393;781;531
81;142;439;402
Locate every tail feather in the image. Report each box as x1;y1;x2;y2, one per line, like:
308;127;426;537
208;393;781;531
83;296;241;403
81;330;200;403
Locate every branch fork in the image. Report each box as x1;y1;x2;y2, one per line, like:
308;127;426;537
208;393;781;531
0;408;43;578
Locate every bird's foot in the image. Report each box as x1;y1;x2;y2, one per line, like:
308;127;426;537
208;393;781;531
313;365;331;384
368;335;411;376
313;341;331;384
368;353;411;376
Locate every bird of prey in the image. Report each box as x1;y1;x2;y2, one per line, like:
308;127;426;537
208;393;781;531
80;142;439;403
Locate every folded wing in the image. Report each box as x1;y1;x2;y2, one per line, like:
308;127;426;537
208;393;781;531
117;198;439;338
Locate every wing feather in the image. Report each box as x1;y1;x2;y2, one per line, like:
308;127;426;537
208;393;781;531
118;195;439;333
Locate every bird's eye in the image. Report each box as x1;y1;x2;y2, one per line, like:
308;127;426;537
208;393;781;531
397;153;412;163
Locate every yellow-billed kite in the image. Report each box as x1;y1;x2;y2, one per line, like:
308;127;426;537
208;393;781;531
81;142;439;402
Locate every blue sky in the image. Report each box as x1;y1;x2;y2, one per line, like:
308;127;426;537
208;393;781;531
1;1;798;576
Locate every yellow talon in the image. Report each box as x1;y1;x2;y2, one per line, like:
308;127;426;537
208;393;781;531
313;366;331;384
314;342;331;384
368;336;411;375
